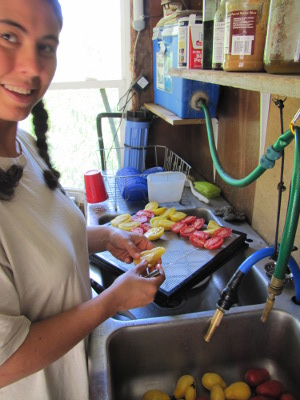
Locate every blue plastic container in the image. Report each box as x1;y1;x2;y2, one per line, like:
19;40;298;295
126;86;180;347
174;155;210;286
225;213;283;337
152;25;220;119
123;111;152;171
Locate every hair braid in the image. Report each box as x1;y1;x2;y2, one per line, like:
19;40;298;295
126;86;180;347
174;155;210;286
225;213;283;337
31;100;61;190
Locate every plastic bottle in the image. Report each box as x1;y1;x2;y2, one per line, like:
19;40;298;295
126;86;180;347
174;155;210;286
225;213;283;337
212;0;226;69
264;0;300;74
223;0;270;72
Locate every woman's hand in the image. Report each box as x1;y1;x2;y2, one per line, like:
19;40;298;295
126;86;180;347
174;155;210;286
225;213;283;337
107;260;165;311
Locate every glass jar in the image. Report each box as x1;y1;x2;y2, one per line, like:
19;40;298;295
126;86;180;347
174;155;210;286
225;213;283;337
264;0;300;74
223;0;270;71
212;0;227;69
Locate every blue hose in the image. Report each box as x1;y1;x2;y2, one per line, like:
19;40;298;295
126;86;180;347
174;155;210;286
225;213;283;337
238;246;300;303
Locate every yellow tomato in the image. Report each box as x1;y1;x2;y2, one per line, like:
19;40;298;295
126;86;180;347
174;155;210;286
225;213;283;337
150;216;164;227
160;207;176;219
170;211;187;222
152;207;167;216
224;382;251;400
145;201;159;211
134;246;166;267
156;219;175;230
110;213;131;227
118;221;140;231
144;227;164;241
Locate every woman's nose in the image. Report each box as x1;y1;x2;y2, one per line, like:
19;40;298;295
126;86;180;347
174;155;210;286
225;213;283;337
16;46;41;77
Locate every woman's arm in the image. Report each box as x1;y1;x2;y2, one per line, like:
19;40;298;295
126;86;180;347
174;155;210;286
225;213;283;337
0;261;164;388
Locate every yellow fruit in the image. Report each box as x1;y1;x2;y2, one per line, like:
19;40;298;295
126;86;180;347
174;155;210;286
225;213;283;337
110;213;131;227
145;201;159;211
150;216;165;227
174;375;196;399
210;384;225;400
142;389;170;400
224;382;251;400
153;207;167;216
144;227;164;241
203;228;219;237
156;219;175;230
170;211;187;222
201;372;227;390
207;220;221;230
134;246;166;267
185;384;196;400
160;207;176;219
118;221;140;231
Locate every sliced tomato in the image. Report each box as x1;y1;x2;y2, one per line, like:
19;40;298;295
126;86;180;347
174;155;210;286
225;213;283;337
140;222;151;233
136;209;154;219
131;214;148;223
204;236;224;250
180;225;196;238
171;221;187;234
191;230;211;240
190;217;205;230
189;233;207;248
181;215;196;224
213;227;232;238
130;227;144;235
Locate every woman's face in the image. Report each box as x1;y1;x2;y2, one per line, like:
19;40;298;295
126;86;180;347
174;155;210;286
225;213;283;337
0;0;61;123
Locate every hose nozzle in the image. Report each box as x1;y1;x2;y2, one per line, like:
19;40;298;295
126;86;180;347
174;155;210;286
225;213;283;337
261;276;284;322
204;308;224;342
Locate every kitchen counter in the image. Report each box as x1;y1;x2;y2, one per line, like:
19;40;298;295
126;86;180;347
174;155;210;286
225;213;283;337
87;186;300;399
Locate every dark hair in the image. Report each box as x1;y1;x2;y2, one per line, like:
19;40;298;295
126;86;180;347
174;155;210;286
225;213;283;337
47;0;63;29
0;100;62;201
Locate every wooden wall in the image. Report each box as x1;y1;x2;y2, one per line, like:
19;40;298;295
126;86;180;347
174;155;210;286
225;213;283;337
130;0;300;264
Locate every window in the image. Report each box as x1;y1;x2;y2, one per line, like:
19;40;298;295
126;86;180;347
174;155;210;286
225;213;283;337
20;0;131;189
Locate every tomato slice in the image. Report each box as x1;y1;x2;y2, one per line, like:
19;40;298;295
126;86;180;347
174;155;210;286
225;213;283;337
180;225;196;238
204;236;224;250
140;222;151;233
136;209;154;219
191;230;211;240
131;214;148;223
213;227;232;238
130;227;144;235
181;215;196;224
190;217;205;230
171;221;187;234
189;233;206;248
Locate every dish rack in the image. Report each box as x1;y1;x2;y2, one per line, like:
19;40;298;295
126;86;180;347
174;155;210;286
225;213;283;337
97;145;192;210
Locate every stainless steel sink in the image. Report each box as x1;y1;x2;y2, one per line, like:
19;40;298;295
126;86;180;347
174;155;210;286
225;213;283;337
89;308;300;399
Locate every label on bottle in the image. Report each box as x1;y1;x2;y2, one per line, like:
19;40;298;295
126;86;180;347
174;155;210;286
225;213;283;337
212;20;225;64
229;10;257;55
178;19;189;68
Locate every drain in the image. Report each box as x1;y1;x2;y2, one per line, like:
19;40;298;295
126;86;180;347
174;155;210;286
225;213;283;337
264;260;294;288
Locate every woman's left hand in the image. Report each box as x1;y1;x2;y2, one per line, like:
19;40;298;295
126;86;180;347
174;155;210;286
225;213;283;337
105;228;154;263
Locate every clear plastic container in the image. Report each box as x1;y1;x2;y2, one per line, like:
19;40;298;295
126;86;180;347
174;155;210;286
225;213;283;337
223;0;270;71
264;0;300;74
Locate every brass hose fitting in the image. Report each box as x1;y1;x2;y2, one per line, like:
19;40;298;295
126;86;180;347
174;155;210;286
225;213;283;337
261;276;284;322
204;308;225;342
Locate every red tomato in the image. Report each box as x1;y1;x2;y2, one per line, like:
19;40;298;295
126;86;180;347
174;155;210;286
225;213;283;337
131;214;148;223
190;217;205;230
189;233;207;248
214;227;232;238
204;236;224;250
171;221;187;234
180;225;196;238
181;215;196;224
140;223;151;233
192;230;211;240
130;227;144;235
136;209;154;219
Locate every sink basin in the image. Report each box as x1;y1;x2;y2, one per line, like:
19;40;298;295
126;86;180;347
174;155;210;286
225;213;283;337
105;309;300;399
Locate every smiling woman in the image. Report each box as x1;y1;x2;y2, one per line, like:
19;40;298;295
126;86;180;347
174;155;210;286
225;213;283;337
20;0;131;189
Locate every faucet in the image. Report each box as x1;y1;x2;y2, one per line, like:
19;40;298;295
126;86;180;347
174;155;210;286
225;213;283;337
198;101;300;342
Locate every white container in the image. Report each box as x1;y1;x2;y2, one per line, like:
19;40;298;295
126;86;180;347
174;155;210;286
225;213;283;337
147;172;186;203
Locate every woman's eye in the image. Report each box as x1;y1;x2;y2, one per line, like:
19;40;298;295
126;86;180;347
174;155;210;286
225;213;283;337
1;32;18;43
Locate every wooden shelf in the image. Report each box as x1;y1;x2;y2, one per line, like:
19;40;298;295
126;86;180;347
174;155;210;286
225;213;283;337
169;69;300;98
144;103;205;126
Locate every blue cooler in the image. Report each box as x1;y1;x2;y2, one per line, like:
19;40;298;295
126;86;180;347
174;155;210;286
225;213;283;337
152;25;220;119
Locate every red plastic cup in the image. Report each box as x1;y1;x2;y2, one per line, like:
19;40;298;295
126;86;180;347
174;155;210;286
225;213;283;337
84;169;108;204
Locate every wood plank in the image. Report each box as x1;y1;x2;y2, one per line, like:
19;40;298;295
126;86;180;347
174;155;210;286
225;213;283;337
169;69;300;98
144;103;205;125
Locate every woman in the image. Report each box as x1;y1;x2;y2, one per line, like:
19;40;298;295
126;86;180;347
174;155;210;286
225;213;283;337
0;1;165;399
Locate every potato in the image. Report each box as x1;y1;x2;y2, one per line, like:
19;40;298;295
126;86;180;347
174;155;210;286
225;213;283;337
244;368;271;387
256;379;286;398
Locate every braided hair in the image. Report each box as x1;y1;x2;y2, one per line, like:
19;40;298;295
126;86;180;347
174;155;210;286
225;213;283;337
0;100;62;201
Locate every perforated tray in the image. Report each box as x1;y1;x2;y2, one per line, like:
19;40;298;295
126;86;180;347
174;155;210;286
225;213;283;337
91;225;247;306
